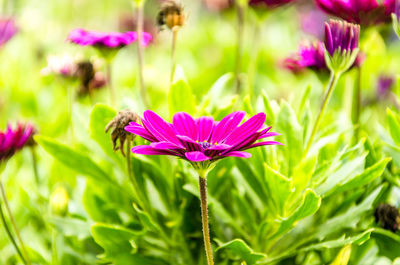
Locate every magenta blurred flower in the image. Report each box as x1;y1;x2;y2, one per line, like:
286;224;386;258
377;75;395;98
67;28;153;48
203;0;233;11
315;0;396;26
284;41;326;72
125;111;281;169
0;18;18;47
249;0;295;8
0;123;34;163
301;9;327;38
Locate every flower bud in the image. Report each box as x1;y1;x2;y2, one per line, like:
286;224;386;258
50;186;69;217
157;1;185;30
105;110;139;156
324;19;360;74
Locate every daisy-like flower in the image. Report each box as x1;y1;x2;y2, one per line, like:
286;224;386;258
67;28;152;48
315;0;396;26
125;111;281;170
0;123;34;163
249;0;296;8
0;18;18;47
125;110;281;265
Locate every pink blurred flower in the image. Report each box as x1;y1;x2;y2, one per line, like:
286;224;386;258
249;0;296;8
0;123;34;163
0;18;18;47
315;0;396;26
67;29;152;48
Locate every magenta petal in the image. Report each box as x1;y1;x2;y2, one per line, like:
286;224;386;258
258;132;281;139
225;113;266;145
125;122;157;142
143;110;181;146
243;141;284;150
176;135;202;151
196;117;214;142
173;112;197;140
185;151;211;162
150;142;182;150
210;111;246;143
131;145;178;156
222;151;252;158
204;144;232;157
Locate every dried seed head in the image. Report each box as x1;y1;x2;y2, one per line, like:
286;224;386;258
374;203;400;232
157;1;185;30
105;110;139;156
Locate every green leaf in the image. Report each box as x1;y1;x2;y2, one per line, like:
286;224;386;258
89;104;123;164
276;102;303;175
132;204;162;233
35;135;109;182
272;189;321;239
329;245;351;265
91;223;160;265
262;91;275;125
334;158;391;194
216;239;266;265
315;185;384;240
169;66;196;116
372;227;400;260
48;216;91;240
264;163;293;216
387;108;400;146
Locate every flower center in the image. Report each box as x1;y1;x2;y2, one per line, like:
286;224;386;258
198;141;212;149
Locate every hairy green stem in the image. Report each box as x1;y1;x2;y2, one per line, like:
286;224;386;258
0;201;26;264
305;72;340;154
235;2;244;94
135;3;149;108
0;182;31;265
199;175;214;265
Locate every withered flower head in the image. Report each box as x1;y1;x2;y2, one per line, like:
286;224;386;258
105;110;139;156
157;1;185;30
75;61;107;97
375;203;400;232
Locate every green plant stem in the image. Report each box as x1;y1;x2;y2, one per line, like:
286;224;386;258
198;174;214;265
170;27;179;85
0;202;26;264
0;182;31;265
352;66;361;141
30;146;39;184
68;84;74;141
135;3;149;108
107;62;116;107
235;2;245;94
52;229;59;265
247;21;261;101
305;72;340;155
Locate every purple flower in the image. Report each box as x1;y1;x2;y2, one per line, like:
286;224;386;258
324;19;360;57
249;0;296;8
284;20;361;73
301;9;327;38
41;55;78;77
67;29;153;48
0;123;34;163
284;41;327;72
315;0;396;26
0;18;18;47
125;111;281;169
377;75;395;98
